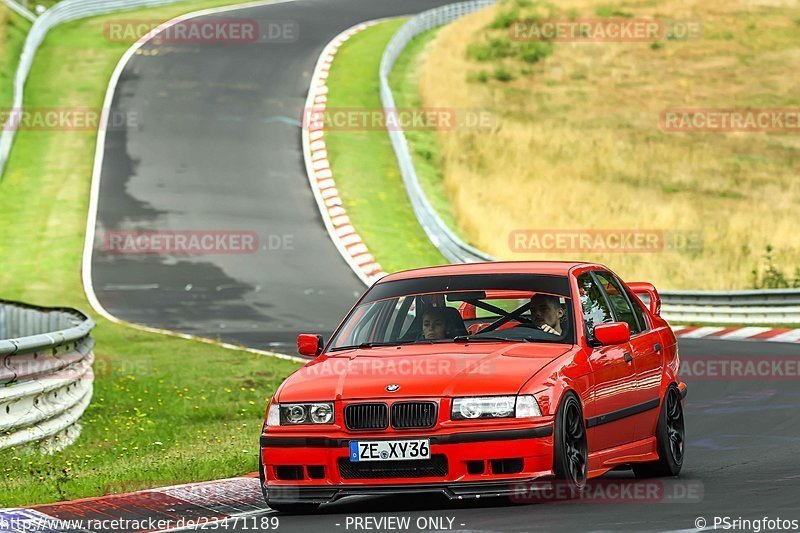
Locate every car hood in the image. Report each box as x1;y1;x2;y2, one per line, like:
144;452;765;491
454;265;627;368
276;343;573;401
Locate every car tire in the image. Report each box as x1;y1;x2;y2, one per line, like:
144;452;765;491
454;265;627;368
633;385;685;478
553;392;588;497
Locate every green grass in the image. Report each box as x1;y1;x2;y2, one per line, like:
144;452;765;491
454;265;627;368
0;7;33;108
323;19;447;273
0;0;301;507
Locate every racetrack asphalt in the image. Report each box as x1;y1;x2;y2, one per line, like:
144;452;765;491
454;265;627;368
91;0;456;352
88;0;800;531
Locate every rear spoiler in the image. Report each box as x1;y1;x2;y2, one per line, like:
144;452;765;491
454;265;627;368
627;282;661;316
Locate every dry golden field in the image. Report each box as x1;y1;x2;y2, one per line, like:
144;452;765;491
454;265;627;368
418;0;800;289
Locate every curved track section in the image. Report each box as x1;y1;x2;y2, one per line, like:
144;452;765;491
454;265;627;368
84;0;800;530
89;0;452;350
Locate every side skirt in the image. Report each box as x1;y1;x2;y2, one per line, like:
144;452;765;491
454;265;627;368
587;437;659;477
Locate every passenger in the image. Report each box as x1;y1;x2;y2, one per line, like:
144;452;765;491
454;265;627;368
421;308;448;340
530;294;565;335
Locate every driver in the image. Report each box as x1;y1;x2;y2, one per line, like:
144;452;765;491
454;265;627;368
421;308;448;340
530;294;565;335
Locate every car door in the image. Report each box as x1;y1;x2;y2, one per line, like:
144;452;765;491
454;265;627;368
593;271;663;443
577;272;637;451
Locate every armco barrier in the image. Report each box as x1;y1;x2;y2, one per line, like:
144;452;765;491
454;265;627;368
0;300;95;451
378;0;496;264
378;1;800;326
0;0;199;180
1;0;38;22
660;289;800;325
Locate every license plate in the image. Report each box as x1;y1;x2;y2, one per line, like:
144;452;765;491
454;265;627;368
349;439;430;462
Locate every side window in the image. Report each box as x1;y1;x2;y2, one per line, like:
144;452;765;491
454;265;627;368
594;271;642;334
577;273;614;334
628;291;649;332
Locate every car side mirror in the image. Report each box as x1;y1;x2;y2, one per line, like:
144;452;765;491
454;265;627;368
593;322;631;346
297;334;323;357
627;282;661;316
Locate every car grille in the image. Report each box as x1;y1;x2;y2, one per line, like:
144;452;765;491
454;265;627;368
391;401;437;429
344;403;388;430
338;455;448;479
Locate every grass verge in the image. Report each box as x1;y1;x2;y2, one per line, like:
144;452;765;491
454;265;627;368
419;0;800;290
323;19;447;273
387;26;462;238
0;6;33;108
0;0;301;507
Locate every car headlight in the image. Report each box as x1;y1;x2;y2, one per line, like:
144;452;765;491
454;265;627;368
451;395;541;420
266;402;280;426
515;395;543;418
266;402;335;426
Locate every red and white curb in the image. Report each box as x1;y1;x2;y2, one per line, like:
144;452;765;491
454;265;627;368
673;325;800;343
301;22;386;287
0;475;268;532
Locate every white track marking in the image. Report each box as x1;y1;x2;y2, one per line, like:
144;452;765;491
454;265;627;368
677;326;726;338
767;329;800;343
718;327;771;340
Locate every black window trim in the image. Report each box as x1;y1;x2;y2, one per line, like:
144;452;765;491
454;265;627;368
590;270;647;338
577;271;614;345
619;279;651;333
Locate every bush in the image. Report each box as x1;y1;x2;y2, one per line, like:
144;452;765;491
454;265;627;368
489;6;520;29
519;41;553;63
493;66;515;82
466;37;515;62
467;70;490;83
595;6;634;18
751;245;800;289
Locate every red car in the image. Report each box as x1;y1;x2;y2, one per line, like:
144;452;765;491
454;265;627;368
259;262;686;513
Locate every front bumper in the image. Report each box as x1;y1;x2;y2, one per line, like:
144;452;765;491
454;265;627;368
260;425;554;504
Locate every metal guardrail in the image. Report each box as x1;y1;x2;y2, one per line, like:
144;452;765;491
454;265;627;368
379;0;496;264
2;0;38;22
0;300;96;451
0;0;193;180
659;289;800;325
379;1;800;326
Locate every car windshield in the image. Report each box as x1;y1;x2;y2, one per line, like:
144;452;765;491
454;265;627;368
328;273;575;351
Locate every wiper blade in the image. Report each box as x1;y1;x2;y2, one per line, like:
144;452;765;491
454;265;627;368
359;340;418;348
452;335;519;343
330;339;445;351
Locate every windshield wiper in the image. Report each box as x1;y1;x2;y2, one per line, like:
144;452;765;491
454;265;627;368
329;340;420;352
452;335;519;343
